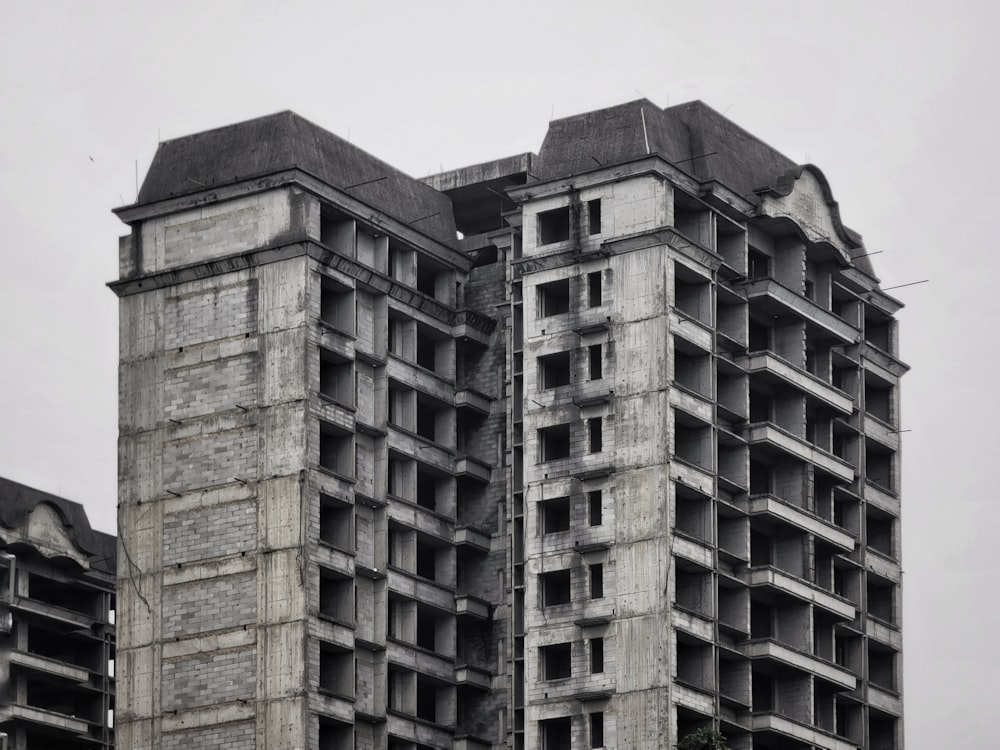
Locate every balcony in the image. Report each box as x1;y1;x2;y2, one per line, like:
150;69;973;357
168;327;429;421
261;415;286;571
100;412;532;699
740;639;855;690
673;535;713;570
9;649;90;684
864;481;899;516
387;640;455;683
742;351;853;415
455;593;490;620
454;526;490;552
868;684;903;716
0;702;90;735
454;388;491;416
672;607;714;643
387;569;454;611
744;422;855;483
455;455;491;483
455;664;491;689
749;713;856;750
746;566;855;620
744;279;860;344
748;495;854;552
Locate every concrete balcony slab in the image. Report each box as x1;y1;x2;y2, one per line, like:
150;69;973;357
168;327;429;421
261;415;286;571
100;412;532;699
670;311;714;351
674;535;714;570
454;388;491;415
455;664;491;689
745;279;860;344
864;482;900;516
455;594;490;620
747;566;855;620
743;351;854;414
455;455;491;483
387;640;455;683
745;423;855;483
670;387;714;423
750;713;856;750
672;682;715;715
865;618;902;650
749;495;854;552
454;526;490;552
9;649;89;683
672;607;714;643
868;684;903;716
740;639;856;690
0;703;89;735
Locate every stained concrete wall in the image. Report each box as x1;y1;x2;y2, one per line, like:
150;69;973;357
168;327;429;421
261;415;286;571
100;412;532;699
116;190;312;750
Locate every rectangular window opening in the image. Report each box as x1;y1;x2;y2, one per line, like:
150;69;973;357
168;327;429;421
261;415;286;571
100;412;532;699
542;569;572;607
590;637;604;673
590;564;604;599
589;417;603;453
588;200;602;236
539;423;572;461
540;351;572;389
538;279;571;317
541;496;571;534
588;271;602;306
588;490;602;526
538;206;571;245
541;642;572;680
590;712;604;748
589;344;602;380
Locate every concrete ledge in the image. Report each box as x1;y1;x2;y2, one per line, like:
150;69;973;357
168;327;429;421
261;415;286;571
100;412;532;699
743;351;853;414
749;495;854;552
740;639;855;690
750;713;855;750
9;649;89;683
0;703;89;734
746;566;855;620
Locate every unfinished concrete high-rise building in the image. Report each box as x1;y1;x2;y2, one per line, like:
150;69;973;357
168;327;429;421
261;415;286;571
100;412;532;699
0;477;116;750
112;99;905;750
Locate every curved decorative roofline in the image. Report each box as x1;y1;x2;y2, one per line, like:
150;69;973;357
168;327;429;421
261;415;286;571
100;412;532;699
755;164;862;252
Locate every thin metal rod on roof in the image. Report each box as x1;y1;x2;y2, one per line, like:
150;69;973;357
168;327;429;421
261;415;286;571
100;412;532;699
342;176;388;190
850;250;883;259
673;152;718;165
879;279;929;292
592;155;603;167
409;212;440;224
640;107;651;155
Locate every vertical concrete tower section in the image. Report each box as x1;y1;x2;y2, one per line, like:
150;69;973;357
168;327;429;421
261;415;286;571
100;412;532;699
114;175;317;748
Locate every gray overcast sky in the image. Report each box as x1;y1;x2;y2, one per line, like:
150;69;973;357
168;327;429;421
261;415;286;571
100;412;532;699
0;1;995;746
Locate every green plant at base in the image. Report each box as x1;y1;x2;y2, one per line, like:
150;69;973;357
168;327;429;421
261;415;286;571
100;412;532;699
675;727;731;750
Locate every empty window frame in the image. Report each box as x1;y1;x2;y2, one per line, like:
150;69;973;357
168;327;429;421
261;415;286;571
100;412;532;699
320;278;355;333
588;490;602;526
589;417;603;453
319;569;353;623
590;637;604;673
588;271;602;306
541;496;571;534
588;200;602;236
319;494;352;550
540;642;572;680
541;569;572;607
539;351;572;389
539;423;572;461
319;643;353;696
541;717;572;750
537;279;571;317
589;344;602;380
538;206;571;245
319;350;353;405
590;564;603;599
590;712;604;748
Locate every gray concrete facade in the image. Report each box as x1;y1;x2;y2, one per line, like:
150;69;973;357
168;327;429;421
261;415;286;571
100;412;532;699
113;100;904;749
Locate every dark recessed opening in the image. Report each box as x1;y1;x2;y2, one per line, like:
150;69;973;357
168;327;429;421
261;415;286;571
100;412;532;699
538;206;571;245
588;270;602;306
588;490;602;526
538;279;571;317
588;200;602;236
589;344;602;380
542;569;571;607
540;351;572;389
541;642;572;680
540;423;572;461
541;496;571;534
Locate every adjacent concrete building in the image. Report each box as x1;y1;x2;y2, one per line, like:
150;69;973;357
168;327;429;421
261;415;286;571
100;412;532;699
0;477;116;750
112;99;905;750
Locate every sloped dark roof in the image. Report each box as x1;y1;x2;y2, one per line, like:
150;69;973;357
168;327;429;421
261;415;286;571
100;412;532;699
0;476;115;574
137;111;458;247
535;98;799;200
